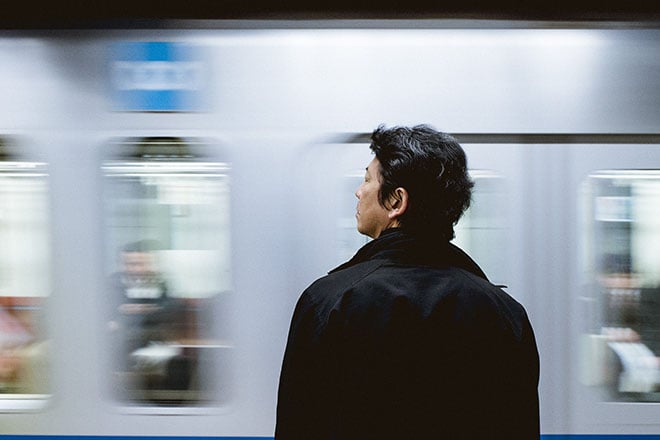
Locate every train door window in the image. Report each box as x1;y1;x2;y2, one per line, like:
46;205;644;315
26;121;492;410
580;170;660;402
101;137;232;411
454;170;508;286
0;140;51;411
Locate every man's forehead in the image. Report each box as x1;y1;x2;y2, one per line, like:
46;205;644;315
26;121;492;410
366;157;380;173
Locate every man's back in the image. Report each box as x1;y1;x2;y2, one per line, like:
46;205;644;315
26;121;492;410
276;229;540;439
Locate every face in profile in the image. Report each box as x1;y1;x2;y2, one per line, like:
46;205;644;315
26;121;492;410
355;158;394;239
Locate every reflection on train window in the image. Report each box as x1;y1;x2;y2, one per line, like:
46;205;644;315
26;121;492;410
101;137;231;410
581;170;660;402
454;171;507;286
338;169;507;285
0;149;51;410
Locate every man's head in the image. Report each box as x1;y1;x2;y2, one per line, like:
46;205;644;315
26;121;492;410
120;239;161;276
357;124;474;241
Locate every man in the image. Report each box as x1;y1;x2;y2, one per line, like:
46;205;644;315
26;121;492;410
108;240;188;394
109;240;175;351
276;124;540;439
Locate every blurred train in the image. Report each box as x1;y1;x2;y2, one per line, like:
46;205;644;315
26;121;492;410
0;18;659;440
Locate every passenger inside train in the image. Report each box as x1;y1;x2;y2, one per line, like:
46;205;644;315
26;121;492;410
108;239;193;402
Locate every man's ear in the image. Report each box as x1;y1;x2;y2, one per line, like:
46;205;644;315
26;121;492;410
387;187;408;220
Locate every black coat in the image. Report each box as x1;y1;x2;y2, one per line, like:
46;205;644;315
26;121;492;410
276;228;540;440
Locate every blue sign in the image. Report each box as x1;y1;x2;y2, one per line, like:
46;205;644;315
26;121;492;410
109;42;207;112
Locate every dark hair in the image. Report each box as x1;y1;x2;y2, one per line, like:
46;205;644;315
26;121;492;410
122;239;162;253
369;124;474;241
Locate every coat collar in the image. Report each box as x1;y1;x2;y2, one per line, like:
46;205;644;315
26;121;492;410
329;228;489;282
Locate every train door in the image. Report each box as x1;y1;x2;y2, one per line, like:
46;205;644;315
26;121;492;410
0;138;51;411
100;136;232;412
568;143;660;434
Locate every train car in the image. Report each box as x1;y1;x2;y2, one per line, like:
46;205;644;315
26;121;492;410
0;14;659;440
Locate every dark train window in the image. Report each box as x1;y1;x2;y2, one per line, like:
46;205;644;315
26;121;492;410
0;140;51;411
101;137;232;412
580;170;660;402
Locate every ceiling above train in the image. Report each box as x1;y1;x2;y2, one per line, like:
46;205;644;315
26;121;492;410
1;0;659;29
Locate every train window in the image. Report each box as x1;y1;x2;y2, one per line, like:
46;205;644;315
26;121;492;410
101;137;232;411
0;141;51;411
454;170;508;286
580;170;660;402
